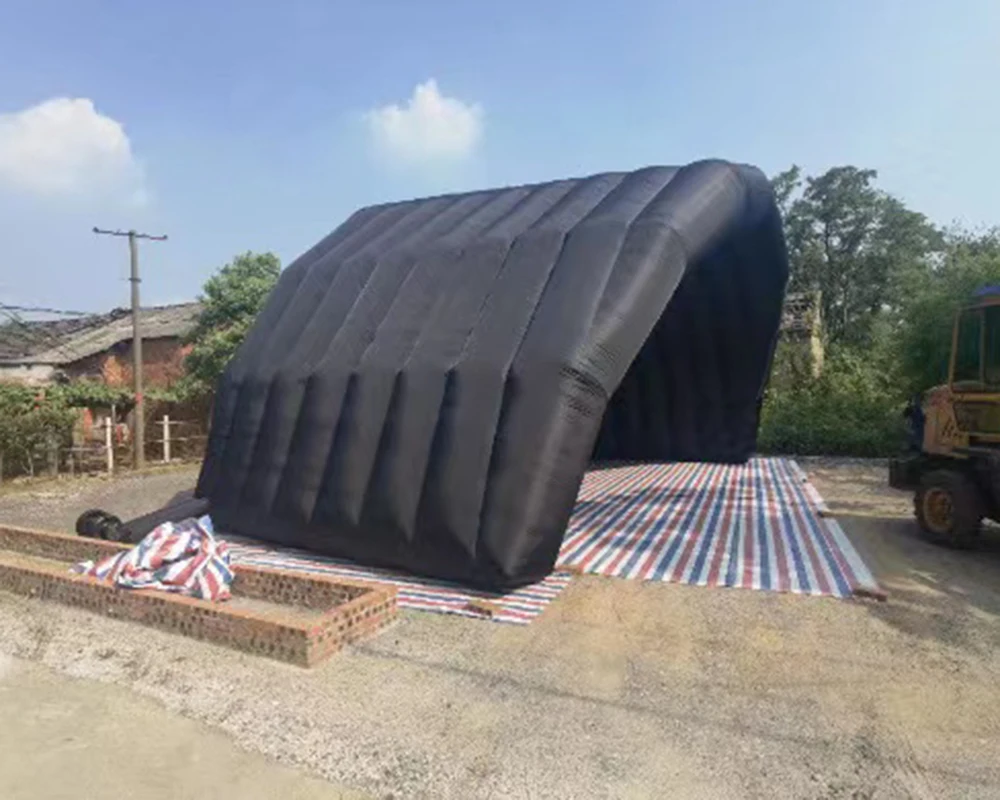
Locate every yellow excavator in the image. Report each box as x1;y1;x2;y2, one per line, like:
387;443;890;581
890;286;1000;545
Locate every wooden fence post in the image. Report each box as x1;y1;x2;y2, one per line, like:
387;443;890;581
162;414;171;463
105;419;114;474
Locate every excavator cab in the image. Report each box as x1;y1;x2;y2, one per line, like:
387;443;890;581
890;287;1000;544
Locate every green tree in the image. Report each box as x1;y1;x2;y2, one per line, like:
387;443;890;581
763;164;1000;455
770;165;801;220
776;166;941;347
897;229;1000;392
183;251;280;393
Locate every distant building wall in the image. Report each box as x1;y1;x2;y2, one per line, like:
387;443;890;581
1;337;191;388
63;337;191;388
0;363;57;386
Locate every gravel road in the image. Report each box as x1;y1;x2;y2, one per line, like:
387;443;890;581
1;461;999;798
0;465;201;532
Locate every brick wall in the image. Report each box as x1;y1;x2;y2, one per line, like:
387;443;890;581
65;337;191;388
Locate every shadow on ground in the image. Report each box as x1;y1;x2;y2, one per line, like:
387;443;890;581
844;514;1000;655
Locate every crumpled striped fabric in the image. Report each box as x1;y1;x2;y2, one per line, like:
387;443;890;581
72;515;234;601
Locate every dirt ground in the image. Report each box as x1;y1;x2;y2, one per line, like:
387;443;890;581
1;461;1000;799
0;654;363;800
799;457;913;519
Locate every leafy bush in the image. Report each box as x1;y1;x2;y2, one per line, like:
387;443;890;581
0;380;191;480
0;384;77;477
758;349;904;457
49;380;135;409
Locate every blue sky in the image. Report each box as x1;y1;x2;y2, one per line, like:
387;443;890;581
0;0;998;313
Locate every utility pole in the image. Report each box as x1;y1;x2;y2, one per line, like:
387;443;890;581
93;227;168;469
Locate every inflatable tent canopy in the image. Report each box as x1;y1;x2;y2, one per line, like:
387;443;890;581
197;160;789;589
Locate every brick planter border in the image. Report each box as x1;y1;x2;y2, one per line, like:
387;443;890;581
0;525;396;667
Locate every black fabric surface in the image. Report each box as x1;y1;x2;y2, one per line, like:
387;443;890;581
196;160;789;589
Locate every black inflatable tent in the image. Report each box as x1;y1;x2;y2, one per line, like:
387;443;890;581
196;160;788;589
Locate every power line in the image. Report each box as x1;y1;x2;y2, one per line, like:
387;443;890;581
0;303;91;317
0;308;64;355
3;307;84;363
0;306;83;365
0;302;106;364
0;309;40;351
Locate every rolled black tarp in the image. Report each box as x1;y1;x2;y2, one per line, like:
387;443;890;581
196;160;789;589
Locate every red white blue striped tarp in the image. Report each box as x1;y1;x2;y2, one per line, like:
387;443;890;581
557;458;880;598
73;515;234;601
225;538;573;625
223;458;879;623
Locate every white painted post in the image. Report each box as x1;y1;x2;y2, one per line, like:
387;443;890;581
105;418;114;474
162;415;171;463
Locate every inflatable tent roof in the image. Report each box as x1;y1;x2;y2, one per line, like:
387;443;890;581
197;160;789;589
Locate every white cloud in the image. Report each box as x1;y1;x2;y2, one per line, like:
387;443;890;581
0;97;146;203
365;79;483;166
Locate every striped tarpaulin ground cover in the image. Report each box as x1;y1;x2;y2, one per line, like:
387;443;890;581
557;457;880;598
224;457;879;623
225;538;573;625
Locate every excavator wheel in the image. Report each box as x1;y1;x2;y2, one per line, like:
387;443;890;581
914;470;983;548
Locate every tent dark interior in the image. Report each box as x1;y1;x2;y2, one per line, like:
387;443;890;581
196;160;789;589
